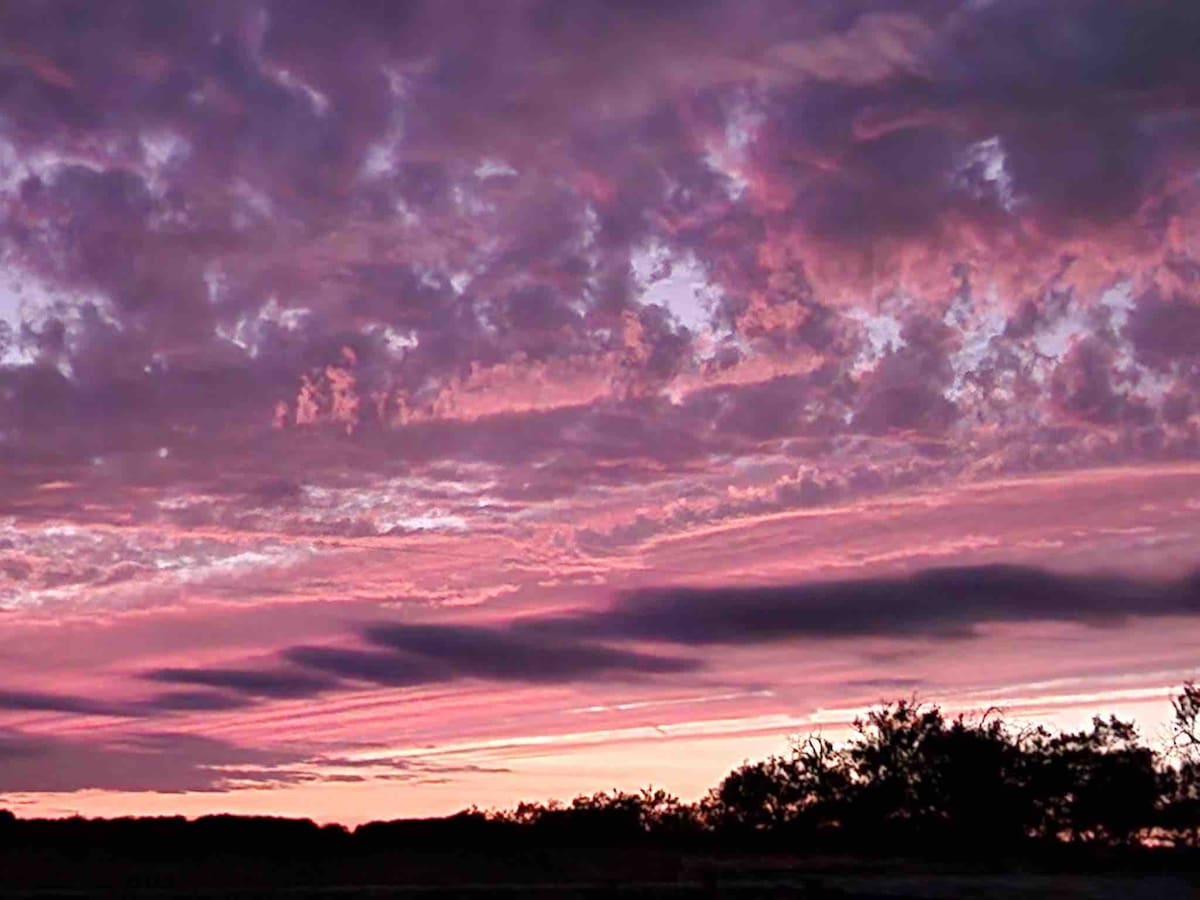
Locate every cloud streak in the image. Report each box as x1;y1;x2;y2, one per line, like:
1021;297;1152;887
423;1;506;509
0;729;306;794
128;564;1200;719
524;565;1200;644
152;624;702;703
144;667;339;700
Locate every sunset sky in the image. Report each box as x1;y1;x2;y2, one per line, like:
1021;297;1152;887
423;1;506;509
2;0;1200;824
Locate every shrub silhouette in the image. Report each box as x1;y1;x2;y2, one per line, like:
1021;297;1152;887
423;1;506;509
492;787;700;846
692;696;1180;854
843;702;1032;851
1022;716;1162;845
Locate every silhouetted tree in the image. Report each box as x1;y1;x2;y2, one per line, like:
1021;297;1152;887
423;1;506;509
697;697;1182;853
782;735;853;840
1024;716;1161;845
1160;681;1200;846
633;787;704;839
703;754;804;834
836;701;1033;852
1172;680;1200;758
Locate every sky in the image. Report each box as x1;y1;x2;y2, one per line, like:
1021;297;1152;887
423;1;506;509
1;0;1199;824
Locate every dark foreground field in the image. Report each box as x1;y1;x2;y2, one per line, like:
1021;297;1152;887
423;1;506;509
2;880;1197;900
2;850;1198;899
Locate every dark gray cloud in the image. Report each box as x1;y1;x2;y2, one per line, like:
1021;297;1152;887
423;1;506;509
0;729;306;793
362;622;700;682
0;689;136;718
143;667;339;699
0;687;252;719
281;645;442;687
48;564;1200;725
146;624;700;705
140;690;255;712
0;724;511;794
520;565;1200;644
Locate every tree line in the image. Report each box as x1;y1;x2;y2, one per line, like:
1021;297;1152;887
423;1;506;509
481;684;1200;854
5;685;1200;860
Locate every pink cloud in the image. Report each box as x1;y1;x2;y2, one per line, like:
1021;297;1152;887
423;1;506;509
1;0;1199;821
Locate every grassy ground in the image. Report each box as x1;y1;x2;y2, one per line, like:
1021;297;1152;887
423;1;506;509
1;853;1197;898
